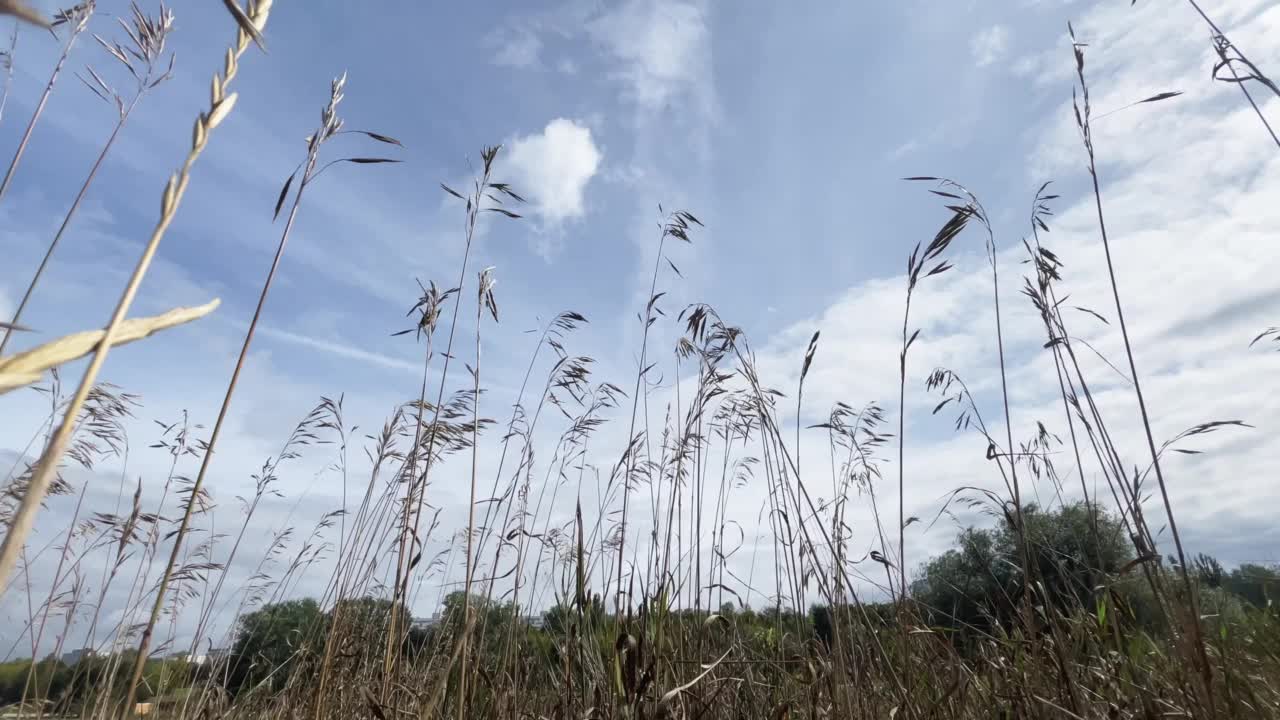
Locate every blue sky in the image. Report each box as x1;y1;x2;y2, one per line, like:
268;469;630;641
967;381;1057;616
2;0;1280;655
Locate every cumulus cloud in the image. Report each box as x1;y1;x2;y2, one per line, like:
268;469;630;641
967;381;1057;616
971;25;1010;68
506;118;603;224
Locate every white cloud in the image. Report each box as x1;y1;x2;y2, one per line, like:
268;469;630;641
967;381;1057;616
971;24;1010;68
488;0;714;118
1010;53;1039;79
887;139;921;160
587;0;711;113
258;325;422;375
743;0;1280;571
505;118;603;225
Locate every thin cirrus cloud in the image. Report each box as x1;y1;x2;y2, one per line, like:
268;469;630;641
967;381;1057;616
586;0;711;111
491;26;544;68
971;24;1010;68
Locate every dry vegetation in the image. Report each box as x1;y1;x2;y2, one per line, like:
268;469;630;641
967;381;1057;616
2;1;1280;719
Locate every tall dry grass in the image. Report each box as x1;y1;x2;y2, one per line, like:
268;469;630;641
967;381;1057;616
0;3;1278;720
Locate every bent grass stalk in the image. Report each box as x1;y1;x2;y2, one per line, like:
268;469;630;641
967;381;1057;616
1183;0;1280;150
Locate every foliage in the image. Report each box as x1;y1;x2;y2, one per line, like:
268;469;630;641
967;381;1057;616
1222;563;1280;609
228;598;324;693
911;502;1132;633
0;654;184;708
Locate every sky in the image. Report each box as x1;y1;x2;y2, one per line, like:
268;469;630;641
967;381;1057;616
1;0;1279;657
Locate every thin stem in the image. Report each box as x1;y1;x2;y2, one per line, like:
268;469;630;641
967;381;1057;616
0;11;91;207
0;26;17;127
1074;38;1213;704
0;1;267;599
616;226;668;614
1028;196;1105;571
897;293;911;601
458;274;486;720
1214;40;1280;150
396;169;489;610
986;231;1032;609
1;98;139;355
126;153;308;715
1183;0;1279;149
383;331;434;689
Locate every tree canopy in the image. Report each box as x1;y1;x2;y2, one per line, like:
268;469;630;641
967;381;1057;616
228;597;324;693
911;502;1132;633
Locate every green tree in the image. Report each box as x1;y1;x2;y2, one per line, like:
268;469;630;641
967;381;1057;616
0;658;69;708
1223;563;1280;608
327;596;416;667
810;605;834;648
911;502;1132;634
543;592;605;635
228;598;325;693
0;659;34;705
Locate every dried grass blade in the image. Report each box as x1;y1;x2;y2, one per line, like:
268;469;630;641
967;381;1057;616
0;0;49;27
0;299;220;394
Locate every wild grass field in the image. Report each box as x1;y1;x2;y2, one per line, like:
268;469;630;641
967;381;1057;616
1;0;1280;718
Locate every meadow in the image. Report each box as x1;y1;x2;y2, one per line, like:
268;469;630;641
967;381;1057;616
1;1;1280;718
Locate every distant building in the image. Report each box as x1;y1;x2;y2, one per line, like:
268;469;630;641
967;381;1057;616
166;651;208;665
408;612;545;630
60;648;96;666
410;612;443;630
164;648;228;666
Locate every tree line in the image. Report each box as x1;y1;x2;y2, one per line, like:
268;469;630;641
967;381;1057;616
4;502;1275;707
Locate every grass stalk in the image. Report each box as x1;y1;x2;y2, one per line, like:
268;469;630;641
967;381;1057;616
1183;0;1280;150
123;63;400;715
0;0;269;600
0;2;94;207
1;1;176;356
1070;23;1213;705
457;266;497;720
0;25;17;127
